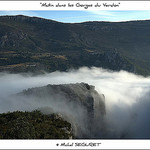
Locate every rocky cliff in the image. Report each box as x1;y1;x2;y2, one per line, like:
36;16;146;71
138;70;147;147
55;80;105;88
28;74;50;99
18;82;106;138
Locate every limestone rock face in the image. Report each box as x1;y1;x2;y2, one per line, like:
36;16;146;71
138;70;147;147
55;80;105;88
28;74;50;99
19;82;106;138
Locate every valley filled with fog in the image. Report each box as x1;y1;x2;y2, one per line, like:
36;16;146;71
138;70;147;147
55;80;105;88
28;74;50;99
0;67;150;138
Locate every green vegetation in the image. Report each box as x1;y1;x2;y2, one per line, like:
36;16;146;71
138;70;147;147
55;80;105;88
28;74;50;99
0;15;150;76
0;110;73;139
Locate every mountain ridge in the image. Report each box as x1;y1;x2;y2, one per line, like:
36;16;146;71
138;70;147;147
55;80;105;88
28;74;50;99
2;14;150;24
0;15;150;75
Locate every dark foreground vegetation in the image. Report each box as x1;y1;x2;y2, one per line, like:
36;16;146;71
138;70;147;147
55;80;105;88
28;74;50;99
0;110;73;139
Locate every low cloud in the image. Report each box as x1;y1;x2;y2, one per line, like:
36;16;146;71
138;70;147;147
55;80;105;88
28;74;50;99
0;67;150;138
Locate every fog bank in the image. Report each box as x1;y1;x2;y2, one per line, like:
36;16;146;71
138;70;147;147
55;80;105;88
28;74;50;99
0;67;150;138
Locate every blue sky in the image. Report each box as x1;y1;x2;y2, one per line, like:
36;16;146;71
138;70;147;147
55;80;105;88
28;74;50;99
0;10;150;23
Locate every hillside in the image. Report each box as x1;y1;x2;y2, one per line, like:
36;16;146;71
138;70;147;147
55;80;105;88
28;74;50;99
0;15;150;75
0;110;73;139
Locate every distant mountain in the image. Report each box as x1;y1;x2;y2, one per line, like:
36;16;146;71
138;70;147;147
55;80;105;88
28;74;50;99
0;15;150;75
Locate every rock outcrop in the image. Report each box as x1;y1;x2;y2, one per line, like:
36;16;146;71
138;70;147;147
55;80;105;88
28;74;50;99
18;82;106;138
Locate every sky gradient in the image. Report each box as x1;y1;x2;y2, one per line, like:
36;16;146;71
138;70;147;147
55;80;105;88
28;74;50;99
0;10;150;23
